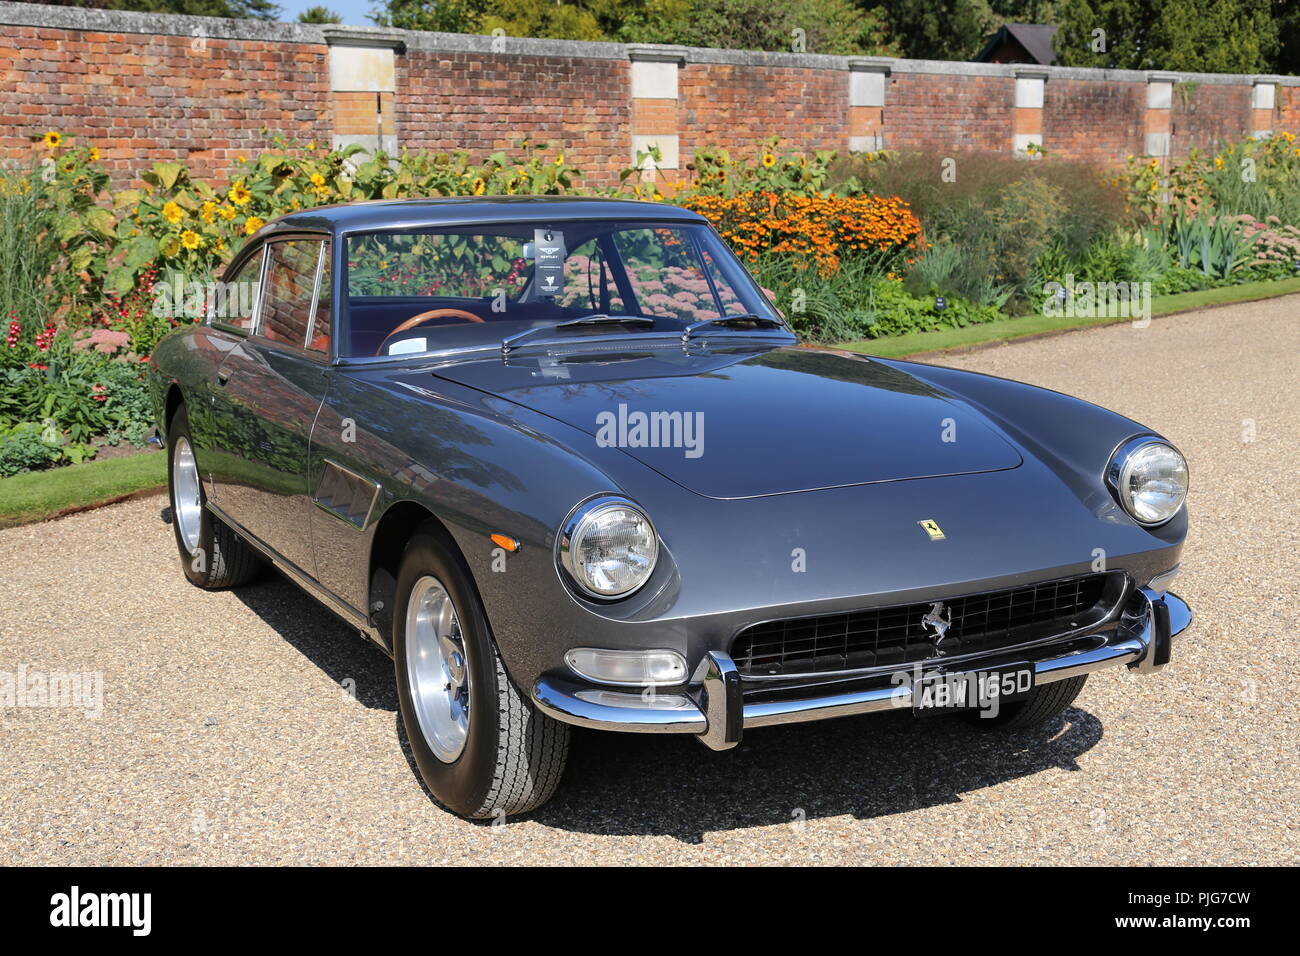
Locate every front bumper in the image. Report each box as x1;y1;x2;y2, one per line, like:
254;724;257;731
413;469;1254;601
532;588;1192;751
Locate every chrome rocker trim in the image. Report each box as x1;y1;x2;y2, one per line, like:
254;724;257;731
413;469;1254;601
532;589;1191;752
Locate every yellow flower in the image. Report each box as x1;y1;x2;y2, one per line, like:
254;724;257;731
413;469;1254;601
42;131;61;149
472;178;486;196
162;201;184;224
307;141;317;151
309;173;326;187
762;153;776;168
554;154;564;166
229;181;252;205
200;201;217;223
244;216;265;235
180;230;202;250
1214;157;1224;169
218;205;236;221
88;147;100;162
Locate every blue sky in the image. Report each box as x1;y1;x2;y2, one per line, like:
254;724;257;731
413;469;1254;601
277;0;376;26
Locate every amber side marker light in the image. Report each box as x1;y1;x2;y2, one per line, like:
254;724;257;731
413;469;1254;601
490;533;521;552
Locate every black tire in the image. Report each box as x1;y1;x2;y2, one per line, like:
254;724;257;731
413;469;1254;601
393;524;569;819
963;675;1088;729
166;404;263;589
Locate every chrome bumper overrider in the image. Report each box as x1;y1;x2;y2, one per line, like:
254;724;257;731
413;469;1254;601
532;589;1192;752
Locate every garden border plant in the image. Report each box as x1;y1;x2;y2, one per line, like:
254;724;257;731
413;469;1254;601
5;127;1300;494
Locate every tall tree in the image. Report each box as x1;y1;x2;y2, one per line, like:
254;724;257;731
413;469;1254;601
1055;0;1278;73
298;4;342;22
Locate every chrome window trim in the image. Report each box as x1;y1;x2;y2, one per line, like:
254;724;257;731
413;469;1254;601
303;240;329;354
251;237;329;363
210;244;267;337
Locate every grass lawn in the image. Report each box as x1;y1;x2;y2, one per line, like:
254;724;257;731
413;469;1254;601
838;277;1300;359
0;451;166;529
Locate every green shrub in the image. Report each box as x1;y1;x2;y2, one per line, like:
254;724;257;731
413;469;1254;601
754;251;1001;342
0;421;61;477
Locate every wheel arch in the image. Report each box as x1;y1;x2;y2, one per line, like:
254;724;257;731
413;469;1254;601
367;499;472;652
163;382;186;434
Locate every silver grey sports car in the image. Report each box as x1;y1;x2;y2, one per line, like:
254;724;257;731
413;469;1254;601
148;197;1191;819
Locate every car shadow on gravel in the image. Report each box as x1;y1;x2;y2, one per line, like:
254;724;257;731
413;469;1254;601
232;571;397;711
232;572;1104;842
533;708;1104;843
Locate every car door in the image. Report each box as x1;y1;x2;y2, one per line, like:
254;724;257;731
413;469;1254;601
208;236;331;577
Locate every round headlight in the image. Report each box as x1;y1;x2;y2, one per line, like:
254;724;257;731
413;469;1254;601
558;497;659;599
1108;438;1188;525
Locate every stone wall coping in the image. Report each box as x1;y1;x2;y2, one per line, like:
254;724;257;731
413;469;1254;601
1;1;1297;85
320;24;405;51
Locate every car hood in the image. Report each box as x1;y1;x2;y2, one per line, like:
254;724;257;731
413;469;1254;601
431;344;1023;499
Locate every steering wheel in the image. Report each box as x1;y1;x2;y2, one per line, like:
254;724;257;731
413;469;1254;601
375;308;484;356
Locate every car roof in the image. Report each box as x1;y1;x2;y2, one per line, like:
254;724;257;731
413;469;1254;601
258;196;708;239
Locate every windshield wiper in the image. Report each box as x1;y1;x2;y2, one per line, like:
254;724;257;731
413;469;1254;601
501;315;655;354
681;313;787;343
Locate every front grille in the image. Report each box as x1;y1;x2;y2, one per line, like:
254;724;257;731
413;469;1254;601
731;574;1112;677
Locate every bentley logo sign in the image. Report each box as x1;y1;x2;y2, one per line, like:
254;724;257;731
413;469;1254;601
918;519;945;540
921;602;953;650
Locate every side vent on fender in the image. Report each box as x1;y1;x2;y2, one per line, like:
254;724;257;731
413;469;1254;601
315;460;381;529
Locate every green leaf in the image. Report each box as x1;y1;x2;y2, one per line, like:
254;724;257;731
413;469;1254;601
123;235;160;270
107;267;135;295
152;162;185;191
85;207;117;238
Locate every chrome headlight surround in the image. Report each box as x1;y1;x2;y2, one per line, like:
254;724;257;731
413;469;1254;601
556;495;660;600
1105;437;1189;527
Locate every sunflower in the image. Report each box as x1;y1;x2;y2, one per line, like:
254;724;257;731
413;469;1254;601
42;131;61;149
309;173;326;187
218;205;236;221
180;230;202;250
229;181;252;205
200;201;217;224
244;216;265;235
88;147;100;162
761;153;776;168
472;178;486;196
162;201;184;225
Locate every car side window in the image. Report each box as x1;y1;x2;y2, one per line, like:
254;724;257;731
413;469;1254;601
307;242;332;355
260;239;324;348
213;248;264;332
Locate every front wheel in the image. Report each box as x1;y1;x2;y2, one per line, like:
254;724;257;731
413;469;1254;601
393;525;569;819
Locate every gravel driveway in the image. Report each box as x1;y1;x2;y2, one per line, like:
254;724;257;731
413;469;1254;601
3;299;1296;865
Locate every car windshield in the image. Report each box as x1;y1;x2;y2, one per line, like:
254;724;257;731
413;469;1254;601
342;220;784;358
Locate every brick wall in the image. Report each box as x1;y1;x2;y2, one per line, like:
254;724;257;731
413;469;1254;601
888;72;1012;153
397;44;631;188
0;2;1295;191
0;16;331;186
1043;77;1144;163
678;60;846;162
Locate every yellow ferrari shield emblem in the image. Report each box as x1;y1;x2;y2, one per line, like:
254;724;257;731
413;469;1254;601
918;519;946;541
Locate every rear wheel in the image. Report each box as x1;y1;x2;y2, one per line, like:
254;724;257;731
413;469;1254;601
964;675;1088;729
167;404;263;589
393;525;569;819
